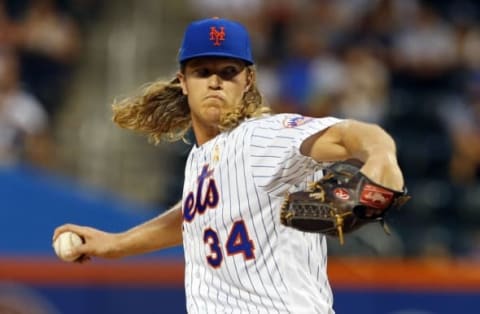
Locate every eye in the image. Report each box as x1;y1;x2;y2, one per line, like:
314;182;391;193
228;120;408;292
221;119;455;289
219;66;241;80
192;67;211;78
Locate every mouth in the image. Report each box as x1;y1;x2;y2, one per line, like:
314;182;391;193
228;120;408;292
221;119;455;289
205;94;224;101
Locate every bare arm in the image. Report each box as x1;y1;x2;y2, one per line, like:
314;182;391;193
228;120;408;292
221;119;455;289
300;119;404;191
53;201;183;261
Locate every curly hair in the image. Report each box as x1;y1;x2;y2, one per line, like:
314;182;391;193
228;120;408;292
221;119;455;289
112;65;270;144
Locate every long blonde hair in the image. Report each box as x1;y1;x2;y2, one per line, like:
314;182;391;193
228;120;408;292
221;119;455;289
112;65;271;144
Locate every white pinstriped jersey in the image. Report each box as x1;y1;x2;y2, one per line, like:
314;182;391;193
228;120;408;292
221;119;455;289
182;113;342;313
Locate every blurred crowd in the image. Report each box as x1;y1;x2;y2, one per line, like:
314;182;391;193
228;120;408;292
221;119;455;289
1;0;479;258
0;0;100;167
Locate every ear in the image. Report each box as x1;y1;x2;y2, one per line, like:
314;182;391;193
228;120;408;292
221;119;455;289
244;69;254;92
177;72;188;95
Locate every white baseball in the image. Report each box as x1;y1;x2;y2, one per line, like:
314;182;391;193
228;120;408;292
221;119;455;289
53;231;84;262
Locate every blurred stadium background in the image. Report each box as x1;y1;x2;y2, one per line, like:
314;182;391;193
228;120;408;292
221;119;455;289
1;0;479;313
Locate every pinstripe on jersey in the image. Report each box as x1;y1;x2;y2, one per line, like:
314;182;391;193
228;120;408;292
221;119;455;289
182;113;341;313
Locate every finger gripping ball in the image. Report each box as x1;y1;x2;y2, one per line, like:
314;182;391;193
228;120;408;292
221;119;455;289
53;231;84;262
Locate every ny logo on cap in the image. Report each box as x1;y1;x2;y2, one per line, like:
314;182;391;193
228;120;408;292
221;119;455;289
209;26;225;46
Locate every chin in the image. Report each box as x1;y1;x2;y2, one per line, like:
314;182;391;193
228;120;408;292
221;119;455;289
203;103;222;115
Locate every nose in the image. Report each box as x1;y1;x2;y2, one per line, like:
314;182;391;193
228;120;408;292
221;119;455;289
208;74;221;89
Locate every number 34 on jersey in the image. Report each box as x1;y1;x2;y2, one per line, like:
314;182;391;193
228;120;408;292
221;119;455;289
183;165;256;268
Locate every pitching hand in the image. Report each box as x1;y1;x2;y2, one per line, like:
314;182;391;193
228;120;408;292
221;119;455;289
53;224;124;263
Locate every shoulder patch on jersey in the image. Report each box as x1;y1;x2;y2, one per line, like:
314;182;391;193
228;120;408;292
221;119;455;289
283;115;312;128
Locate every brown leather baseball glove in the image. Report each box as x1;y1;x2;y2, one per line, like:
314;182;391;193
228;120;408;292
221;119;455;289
280;159;410;244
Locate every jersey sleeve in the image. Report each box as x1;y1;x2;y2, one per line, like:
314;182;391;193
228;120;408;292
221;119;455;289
248;114;342;195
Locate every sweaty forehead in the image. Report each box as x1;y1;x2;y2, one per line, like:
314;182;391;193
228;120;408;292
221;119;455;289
185;57;246;68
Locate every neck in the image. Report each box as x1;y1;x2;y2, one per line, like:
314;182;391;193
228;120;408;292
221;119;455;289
192;124;220;146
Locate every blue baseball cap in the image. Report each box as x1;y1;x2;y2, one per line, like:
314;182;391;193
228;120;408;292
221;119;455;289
178;17;254;65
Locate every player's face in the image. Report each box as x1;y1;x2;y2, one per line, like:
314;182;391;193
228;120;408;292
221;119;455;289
178;57;250;143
